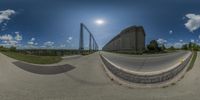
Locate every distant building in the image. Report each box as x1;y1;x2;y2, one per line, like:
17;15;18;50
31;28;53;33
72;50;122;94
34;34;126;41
102;26;146;53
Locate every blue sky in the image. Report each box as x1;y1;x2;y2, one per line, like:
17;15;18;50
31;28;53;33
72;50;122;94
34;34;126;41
0;0;200;49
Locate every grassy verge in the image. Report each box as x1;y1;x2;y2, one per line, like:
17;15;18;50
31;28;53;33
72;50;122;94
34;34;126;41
2;52;62;64
187;51;197;72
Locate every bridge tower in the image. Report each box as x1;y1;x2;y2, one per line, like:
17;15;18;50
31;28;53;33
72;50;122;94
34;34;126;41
79;23;99;53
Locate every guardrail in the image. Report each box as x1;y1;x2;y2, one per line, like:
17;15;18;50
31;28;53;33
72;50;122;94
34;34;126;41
100;52;192;84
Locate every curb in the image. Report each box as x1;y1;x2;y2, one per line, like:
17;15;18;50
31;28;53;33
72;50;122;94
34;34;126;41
100;52;192;88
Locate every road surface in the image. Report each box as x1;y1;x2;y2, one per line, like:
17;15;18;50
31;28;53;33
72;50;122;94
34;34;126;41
0;52;200;100
101;51;190;72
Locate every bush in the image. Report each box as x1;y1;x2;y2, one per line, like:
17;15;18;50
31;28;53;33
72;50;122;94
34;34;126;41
9;46;16;52
147;40;161;52
168;46;175;50
181;44;188;50
0;46;9;52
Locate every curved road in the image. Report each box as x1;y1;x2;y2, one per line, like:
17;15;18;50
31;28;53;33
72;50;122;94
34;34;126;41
101;51;191;72
0;52;200;100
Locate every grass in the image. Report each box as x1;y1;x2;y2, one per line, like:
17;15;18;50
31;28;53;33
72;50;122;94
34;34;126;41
2;51;62;64
187;51;197;72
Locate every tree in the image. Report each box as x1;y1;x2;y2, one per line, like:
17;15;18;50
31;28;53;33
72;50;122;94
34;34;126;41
181;44;188;50
182;43;200;51
0;46;9;51
188;42;193;49
0;46;3;50
193;43;199;51
9;46;16;52
147;40;161;52
161;44;166;50
169;46;175;50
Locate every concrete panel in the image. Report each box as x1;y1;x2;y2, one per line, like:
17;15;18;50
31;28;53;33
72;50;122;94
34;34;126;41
103;26;145;53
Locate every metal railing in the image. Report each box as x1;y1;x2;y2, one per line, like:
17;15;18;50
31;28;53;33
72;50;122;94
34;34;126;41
79;23;99;53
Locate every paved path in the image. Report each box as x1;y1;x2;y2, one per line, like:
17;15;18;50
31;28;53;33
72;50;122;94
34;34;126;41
0;52;200;100
101;51;190;72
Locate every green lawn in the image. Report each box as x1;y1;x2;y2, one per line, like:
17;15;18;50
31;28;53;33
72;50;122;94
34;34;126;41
2;52;62;64
187;51;197;72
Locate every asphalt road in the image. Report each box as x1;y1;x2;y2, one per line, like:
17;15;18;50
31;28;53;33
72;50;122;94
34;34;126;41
101;51;191;72
0;52;200;100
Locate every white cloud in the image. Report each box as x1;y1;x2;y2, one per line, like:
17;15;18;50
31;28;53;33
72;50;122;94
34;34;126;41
9;40;18;46
166;42;186;48
191;39;195;43
27;41;34;45
27;37;37;47
1;24;7;31
15;32;22;41
199;35;200;39
0;9;15;23
0;34;13;41
0;34;21;47
179;40;183;42
40;46;46;48
169;30;173;34
14;32;19;34
44;41;54;48
174;42;185;48
184;14;200;32
60;44;66;48
68;37;72;40
157;38;167;44
67;36;73;43
31;38;35;41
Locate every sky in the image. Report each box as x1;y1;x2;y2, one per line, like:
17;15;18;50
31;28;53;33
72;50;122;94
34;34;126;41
0;0;200;49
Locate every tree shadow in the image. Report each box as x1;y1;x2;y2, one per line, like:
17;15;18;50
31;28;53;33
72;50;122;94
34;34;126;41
13;61;75;75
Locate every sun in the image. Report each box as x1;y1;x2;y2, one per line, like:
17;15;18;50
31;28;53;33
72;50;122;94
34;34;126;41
95;19;105;25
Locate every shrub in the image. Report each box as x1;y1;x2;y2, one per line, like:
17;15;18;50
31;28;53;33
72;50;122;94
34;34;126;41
9;46;17;52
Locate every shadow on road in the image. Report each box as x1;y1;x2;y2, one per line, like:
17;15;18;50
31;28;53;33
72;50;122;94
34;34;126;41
13;61;75;75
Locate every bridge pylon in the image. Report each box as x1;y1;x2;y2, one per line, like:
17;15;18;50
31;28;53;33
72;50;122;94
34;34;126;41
79;23;99;54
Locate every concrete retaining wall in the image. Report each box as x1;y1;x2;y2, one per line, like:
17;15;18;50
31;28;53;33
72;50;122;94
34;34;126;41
100;52;192;84
102;26;145;53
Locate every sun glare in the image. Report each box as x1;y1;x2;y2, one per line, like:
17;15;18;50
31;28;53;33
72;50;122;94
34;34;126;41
95;19;105;25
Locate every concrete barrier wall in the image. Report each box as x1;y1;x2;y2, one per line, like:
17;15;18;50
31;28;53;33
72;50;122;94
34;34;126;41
100;53;192;84
102;26;145;53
